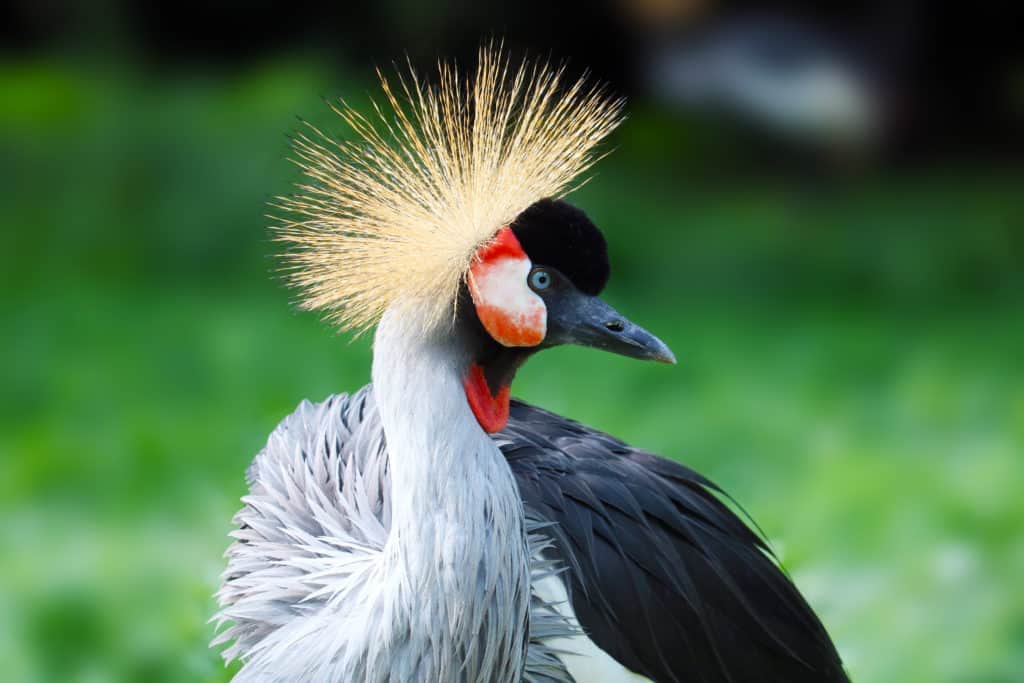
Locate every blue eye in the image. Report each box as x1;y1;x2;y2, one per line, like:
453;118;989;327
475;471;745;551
529;269;551;291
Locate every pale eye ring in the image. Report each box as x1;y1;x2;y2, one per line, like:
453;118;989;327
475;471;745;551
529;268;551;291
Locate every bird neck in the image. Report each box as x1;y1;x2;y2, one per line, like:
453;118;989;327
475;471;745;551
371;306;524;535
369;305;530;681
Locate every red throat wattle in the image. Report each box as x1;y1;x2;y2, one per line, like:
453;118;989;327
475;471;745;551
463;363;510;433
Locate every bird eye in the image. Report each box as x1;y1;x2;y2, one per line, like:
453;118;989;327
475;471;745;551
529;269;551;291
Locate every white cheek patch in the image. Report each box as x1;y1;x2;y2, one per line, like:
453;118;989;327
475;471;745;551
468;255;547;347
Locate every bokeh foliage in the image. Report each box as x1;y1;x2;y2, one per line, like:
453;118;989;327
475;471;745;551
1;59;1022;682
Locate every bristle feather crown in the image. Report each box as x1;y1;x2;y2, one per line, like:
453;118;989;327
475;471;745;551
273;46;624;334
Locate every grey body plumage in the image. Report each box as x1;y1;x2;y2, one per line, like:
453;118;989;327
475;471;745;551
214;387;576;682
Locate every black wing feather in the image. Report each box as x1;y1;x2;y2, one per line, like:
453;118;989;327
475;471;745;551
500;399;849;683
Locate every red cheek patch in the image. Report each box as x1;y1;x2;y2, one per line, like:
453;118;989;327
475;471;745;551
463;363;510;433
473;303;546;347
468;227;547;347
474;225;528;262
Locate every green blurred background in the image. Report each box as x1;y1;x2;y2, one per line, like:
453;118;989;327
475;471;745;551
1;3;1022;682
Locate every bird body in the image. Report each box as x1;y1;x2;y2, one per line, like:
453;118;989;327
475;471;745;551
216;380;848;682
214;47;847;681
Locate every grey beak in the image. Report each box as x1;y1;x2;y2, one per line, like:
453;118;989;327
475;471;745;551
546;292;676;364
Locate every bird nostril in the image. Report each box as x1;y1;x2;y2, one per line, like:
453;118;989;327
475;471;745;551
605;319;625;333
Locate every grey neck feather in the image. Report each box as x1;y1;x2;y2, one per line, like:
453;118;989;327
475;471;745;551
368;304;531;682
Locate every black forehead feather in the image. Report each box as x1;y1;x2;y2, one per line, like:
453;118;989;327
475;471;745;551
510;199;610;295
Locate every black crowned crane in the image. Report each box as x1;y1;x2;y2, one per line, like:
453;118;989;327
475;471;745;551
213;48;848;682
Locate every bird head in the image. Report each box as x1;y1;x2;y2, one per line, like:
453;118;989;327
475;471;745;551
460;198;673;431
275;46;672;433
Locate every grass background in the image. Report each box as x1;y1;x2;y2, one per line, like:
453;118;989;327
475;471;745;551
1;60;1022;682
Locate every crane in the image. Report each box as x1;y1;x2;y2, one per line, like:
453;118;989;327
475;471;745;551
213;47;848;682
